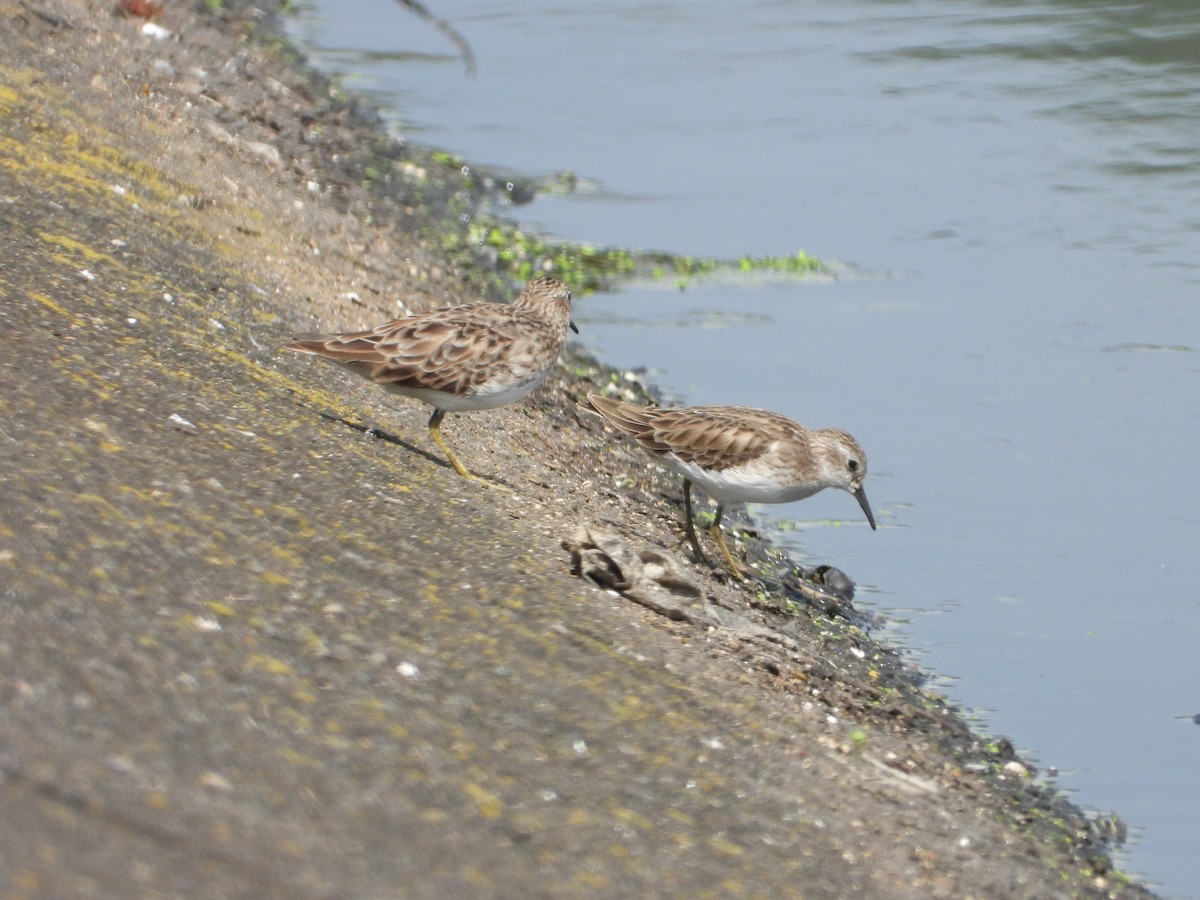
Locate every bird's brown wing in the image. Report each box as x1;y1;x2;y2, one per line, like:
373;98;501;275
288;305;524;395
587;395;784;471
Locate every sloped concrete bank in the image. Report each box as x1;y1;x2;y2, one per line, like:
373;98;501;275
0;2;1149;896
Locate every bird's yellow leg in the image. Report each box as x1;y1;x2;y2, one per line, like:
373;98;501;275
710;506;747;580
428;410;510;491
682;480;709;562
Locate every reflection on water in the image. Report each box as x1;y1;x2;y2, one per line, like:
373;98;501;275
290;2;1200;894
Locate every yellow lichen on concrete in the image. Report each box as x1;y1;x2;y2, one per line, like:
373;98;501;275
462;782;504;820
38;232;119;266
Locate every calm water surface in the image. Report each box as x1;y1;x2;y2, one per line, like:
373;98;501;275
288;2;1200;894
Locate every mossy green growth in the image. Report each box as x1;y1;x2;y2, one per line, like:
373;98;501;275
430;150;464;169
439;220;638;293
440;215;829;295
738;250;823;274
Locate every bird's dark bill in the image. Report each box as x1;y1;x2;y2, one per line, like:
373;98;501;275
854;485;877;531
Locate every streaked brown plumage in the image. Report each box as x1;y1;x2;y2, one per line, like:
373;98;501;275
585;393;875;576
285;276;575;485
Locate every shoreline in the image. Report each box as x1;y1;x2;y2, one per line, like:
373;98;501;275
0;1;1151;895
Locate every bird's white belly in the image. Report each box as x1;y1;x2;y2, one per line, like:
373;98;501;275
665;454;820;505
378;370;547;412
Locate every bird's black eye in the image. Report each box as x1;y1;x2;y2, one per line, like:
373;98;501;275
847;459;859;472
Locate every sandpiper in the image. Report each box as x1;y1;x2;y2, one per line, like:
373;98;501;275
584;393;875;576
285;276;576;486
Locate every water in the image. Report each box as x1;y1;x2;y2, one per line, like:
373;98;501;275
287;2;1200;894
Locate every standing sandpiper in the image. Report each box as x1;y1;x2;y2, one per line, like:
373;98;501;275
584;393;875;576
285;276;576;486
